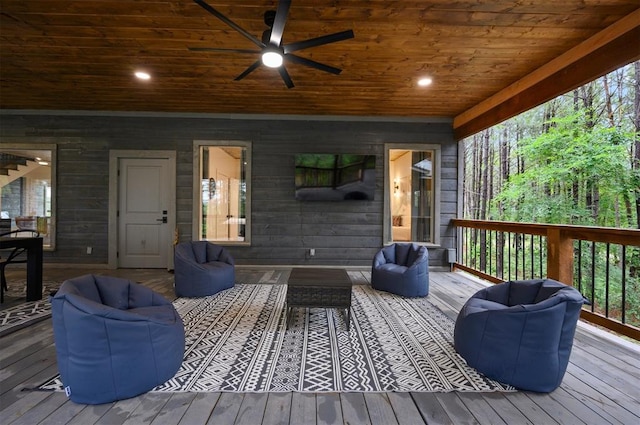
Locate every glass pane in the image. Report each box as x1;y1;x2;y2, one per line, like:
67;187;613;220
389;149;434;243
200;146;246;242
0;148;55;248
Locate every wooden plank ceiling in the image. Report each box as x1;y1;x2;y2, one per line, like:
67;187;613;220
1;1;639;131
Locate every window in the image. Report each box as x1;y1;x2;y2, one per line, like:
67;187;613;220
193;141;251;244
385;145;440;245
0;145;56;249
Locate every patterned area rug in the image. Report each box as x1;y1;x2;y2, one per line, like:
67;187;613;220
41;283;514;392
0;280;60;337
0;299;52;337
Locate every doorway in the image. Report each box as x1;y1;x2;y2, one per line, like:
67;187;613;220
108;150;176;269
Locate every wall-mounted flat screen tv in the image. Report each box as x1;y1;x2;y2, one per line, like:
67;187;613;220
295;154;376;201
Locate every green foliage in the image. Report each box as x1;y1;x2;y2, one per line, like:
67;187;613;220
492;111;636;227
462;61;640;329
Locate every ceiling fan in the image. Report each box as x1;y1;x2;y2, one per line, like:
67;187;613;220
190;0;354;88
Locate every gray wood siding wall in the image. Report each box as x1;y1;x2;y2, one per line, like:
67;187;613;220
0;113;456;267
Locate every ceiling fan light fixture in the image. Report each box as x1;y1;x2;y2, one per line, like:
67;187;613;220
262;50;283;68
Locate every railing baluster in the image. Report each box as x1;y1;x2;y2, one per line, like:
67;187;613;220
605;243;610;318
621;245;626;324
508;232;512;281
515;234;519;280
530;234;534;279
576;240;583;294
590;241;596;313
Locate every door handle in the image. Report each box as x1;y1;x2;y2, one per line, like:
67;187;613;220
156;217;167;223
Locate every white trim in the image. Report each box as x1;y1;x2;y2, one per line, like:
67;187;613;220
384;143;442;246
192;140;252;245
0;143;57;251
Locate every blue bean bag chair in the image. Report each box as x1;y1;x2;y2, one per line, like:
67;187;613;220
371;243;429;297
51;274;185;404
174;241;235;297
454;278;587;392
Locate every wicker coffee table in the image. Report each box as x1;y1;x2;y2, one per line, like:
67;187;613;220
286;268;352;331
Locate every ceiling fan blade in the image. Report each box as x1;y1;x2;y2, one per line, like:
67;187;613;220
269;0;291;47
234;60;262;81
193;0;264;49
284;29;354;54
189;47;260;54
278;66;295;88
285;54;342;75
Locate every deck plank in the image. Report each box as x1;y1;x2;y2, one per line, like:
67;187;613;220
0;347;58;398
316;392;343;425
386;392;426;425
340;392;371;425
37;398;86;425
177;392;219;425
64;402;114;425
120;393;172;425
433;393;480;425
547;387;617;425
456;393;507;425
410;392;453;425
289;393;316;425
0;391;52;425
5;392;67;425
524;392;584;425
206;393;243;425
235;393;269;425
261;392;292;425
97;395;144;424
565;363;640;421
0;323;53;366
572;331;640;378
560;372;637;425
0;268;638;425
363;393;399;425
476;393;533;425
149;393;198;425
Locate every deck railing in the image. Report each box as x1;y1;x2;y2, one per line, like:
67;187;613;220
451;219;640;340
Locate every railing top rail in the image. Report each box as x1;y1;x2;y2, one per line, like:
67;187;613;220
452;219;640;245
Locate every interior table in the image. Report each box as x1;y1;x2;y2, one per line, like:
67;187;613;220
0;236;43;301
286;268;352;331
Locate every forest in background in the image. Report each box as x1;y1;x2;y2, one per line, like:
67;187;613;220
463;61;639;228
461;61;639;329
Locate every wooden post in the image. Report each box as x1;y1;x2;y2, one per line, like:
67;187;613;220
546;228;574;285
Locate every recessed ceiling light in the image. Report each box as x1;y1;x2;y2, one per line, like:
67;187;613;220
135;71;151;80
418;77;433;87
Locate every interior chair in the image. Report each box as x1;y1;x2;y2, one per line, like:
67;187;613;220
51;274;185;404
453;278;588;392
174;241;235;297
0;229;39;303
371;243;429;297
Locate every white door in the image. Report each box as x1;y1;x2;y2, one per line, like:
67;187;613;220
118;158;171;268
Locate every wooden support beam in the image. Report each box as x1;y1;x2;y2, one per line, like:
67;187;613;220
546;228;574;286
453;9;640;140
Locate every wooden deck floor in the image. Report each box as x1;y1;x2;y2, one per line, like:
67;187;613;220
1;267;639;425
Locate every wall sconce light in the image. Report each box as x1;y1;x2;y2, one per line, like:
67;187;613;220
208;177;216;199
394;181;399;194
